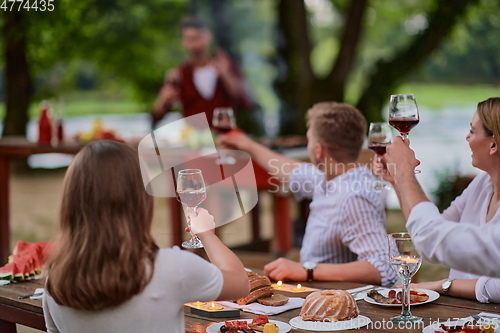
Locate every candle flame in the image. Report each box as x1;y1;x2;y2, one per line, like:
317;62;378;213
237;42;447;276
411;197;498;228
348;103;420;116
211;302;215;307
277;281;282;286
297;284;302;289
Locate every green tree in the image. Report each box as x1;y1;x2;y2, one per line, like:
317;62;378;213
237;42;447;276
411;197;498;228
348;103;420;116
275;0;481;135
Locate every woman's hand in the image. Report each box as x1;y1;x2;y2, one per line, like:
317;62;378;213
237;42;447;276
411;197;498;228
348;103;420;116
372;154;395;184
407;279;446;294
188;208;215;235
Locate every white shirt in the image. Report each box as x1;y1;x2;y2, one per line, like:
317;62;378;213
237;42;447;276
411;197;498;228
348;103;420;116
408;177;500;281
193;65;218;99
289;163;397;287
440;172;500;303
43;247;223;333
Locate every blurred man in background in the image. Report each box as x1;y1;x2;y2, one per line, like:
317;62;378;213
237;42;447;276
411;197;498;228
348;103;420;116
152;16;250;127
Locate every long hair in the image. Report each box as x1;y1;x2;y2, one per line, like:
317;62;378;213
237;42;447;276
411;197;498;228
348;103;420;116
46;140;158;311
477;97;500;147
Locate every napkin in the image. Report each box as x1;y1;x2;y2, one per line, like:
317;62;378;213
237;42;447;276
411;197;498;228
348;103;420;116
30;288;44;300
0;280;10;286
219;297;305;315
346;285;375;301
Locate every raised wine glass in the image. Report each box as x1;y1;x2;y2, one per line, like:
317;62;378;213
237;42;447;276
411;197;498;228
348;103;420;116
388;232;423;323
388;94;421;173
368;122;393;191
177;169;207;249
212;107;236;165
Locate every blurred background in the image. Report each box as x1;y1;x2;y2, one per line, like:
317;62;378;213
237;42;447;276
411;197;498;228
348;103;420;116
1;1;500;330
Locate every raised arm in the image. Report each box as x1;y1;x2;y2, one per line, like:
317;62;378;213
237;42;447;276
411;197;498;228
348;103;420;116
218;131;301;181
190;208;249;300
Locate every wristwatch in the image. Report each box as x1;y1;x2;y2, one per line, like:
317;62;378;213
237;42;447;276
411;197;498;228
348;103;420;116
441;279;455;294
303;262;317;282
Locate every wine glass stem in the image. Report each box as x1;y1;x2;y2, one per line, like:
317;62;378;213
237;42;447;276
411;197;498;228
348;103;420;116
377;155;385;184
401;133;409;140
401;278;411;317
189;206;198;240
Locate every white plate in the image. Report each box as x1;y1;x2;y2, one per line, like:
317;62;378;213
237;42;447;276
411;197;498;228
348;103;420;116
363;288;439;307
289;315;371;331
206;319;291;333
423;319;499;333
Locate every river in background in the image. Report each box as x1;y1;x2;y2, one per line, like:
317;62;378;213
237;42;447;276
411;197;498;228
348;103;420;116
0;104;481;209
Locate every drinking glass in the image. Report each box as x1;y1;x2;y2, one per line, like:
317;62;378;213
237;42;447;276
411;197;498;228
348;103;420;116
368;122;393;191
388;232;423;323
177;169;207;249
388;94;421;173
212;107;236;165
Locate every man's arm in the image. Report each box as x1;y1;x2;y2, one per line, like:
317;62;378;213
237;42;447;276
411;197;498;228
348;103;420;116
218;132;301;181
263;257;381;284
213;51;248;103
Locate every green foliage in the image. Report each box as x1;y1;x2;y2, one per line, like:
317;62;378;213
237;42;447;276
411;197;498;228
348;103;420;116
432;168;475;212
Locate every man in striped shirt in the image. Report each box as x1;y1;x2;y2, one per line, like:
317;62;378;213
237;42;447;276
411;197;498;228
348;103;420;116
219;102;397;287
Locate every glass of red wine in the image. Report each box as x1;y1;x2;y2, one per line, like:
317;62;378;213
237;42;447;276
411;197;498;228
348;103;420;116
176;169;207;249
388;94;421;173
212;107;236;165
368;122;393;191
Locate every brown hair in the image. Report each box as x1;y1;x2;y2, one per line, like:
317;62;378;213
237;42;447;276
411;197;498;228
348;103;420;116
306;102;366;162
181;16;208;31
477;97;500;146
46;140;158;311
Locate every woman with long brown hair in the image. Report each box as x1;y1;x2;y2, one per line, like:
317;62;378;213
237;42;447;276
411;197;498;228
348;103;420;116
43;140;249;333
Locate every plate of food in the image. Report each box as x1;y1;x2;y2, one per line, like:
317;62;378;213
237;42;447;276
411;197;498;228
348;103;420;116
289;289;371;331
364;288;439;306
205;315;291;333
422;319;497;333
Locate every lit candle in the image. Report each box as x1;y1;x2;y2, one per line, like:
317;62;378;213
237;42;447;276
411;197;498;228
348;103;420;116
271;280;283;289
191;301;206;307
291;283;304;291
207;302;223;310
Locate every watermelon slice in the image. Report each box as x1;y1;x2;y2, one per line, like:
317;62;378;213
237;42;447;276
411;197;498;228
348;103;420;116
0;241;52;281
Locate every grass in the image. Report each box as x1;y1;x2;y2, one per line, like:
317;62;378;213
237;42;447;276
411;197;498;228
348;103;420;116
0;91;147;120
396;82;500;110
1;83;498;121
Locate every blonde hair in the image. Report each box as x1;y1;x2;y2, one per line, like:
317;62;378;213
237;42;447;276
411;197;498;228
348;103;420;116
477;97;500;146
306;102;366;162
46;140;158;311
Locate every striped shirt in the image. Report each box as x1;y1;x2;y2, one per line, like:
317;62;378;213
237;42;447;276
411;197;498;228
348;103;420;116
289;163;397;287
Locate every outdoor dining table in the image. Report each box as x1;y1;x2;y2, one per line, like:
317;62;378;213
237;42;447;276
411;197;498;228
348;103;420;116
1;276;499;332
0;137;293;265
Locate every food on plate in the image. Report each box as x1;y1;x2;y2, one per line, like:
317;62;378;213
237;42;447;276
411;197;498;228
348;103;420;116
248;315;270;331
257;294;289;306
236;272;275;305
263;323;279;333
367;288;430;304
220;320;253;333
77;119;124;143
299;289;359;322
0;241;52;281
438;322;495;333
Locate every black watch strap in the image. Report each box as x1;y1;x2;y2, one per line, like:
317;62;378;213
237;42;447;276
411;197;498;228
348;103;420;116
306;268;314;282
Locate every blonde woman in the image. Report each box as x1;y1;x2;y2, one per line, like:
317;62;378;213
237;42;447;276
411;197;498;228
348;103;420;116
43;140;249;333
382;98;500;302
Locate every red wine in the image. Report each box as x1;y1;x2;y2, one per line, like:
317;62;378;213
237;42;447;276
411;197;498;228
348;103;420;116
368;144;387;155
177;190;206;207
389;118;419;135
213;126;233;135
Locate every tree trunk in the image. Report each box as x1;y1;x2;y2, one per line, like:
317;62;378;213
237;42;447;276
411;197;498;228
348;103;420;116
356;0;480;123
275;0;313;135
2;11;31;138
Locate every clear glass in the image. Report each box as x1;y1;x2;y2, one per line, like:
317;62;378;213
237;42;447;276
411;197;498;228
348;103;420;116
212;107;236;165
368;122;393;191
176;169;207;249
388;94;421;173
388;232;423;323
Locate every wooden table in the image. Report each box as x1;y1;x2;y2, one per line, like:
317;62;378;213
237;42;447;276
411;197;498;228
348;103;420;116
1;278;499;332
0;137;292;264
